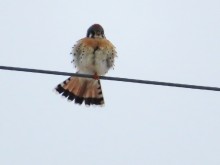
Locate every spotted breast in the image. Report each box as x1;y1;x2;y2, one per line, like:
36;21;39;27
73;38;116;75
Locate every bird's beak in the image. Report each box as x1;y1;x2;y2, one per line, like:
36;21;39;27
96;31;101;36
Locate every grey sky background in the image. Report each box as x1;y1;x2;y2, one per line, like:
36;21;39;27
0;0;220;164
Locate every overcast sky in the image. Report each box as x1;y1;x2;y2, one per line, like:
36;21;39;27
0;0;220;165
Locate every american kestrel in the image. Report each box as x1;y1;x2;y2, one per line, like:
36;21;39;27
55;24;117;106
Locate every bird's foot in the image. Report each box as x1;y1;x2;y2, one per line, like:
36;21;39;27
93;72;99;80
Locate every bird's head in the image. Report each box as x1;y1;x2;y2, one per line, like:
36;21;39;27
86;24;105;38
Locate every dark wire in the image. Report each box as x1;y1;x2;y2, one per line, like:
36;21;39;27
0;65;220;92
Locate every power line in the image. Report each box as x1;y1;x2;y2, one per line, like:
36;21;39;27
0;65;220;92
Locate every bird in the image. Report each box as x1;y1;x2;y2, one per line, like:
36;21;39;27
55;24;117;106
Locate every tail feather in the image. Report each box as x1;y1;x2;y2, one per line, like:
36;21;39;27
55;76;104;106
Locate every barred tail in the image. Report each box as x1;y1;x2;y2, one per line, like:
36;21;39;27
55;77;104;106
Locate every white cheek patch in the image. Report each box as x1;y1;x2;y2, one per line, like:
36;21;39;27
94;34;103;39
89;33;93;38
